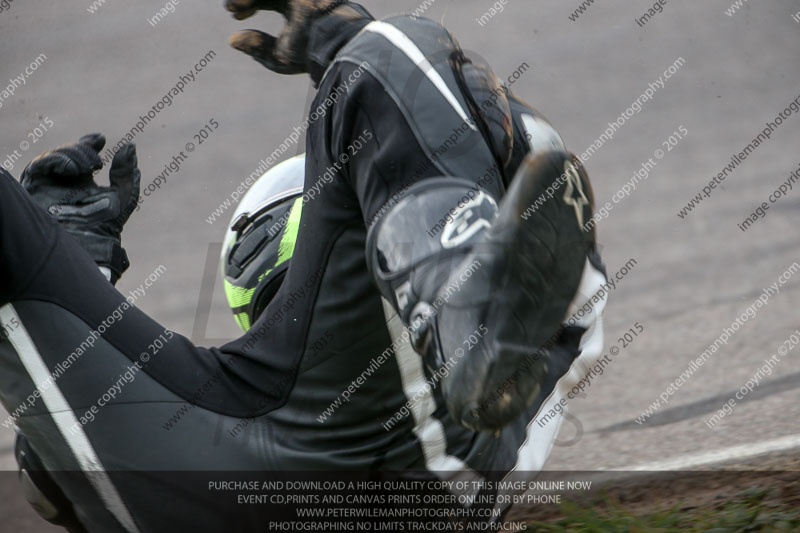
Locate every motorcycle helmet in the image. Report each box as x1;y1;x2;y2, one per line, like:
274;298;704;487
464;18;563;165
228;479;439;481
221;154;305;331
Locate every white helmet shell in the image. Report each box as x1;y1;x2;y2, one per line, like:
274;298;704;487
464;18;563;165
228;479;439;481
222;154;306;262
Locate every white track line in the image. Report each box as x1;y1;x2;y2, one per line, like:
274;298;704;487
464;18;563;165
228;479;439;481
616;433;800;471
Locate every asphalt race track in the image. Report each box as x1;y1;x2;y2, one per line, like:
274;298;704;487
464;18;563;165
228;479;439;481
1;0;799;530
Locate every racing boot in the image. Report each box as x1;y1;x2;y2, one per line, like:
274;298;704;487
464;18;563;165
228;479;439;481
367;150;596;432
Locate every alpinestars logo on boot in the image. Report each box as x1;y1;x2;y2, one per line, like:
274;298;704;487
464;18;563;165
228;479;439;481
441;192;498;249
563;161;588;227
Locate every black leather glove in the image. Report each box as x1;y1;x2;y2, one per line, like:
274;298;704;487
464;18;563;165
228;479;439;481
20;134;141;284
225;0;373;83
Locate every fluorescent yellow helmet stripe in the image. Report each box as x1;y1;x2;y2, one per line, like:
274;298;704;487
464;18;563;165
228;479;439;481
234;312;251;331
224;279;257;309
276;197;303;266
226;197;304;332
